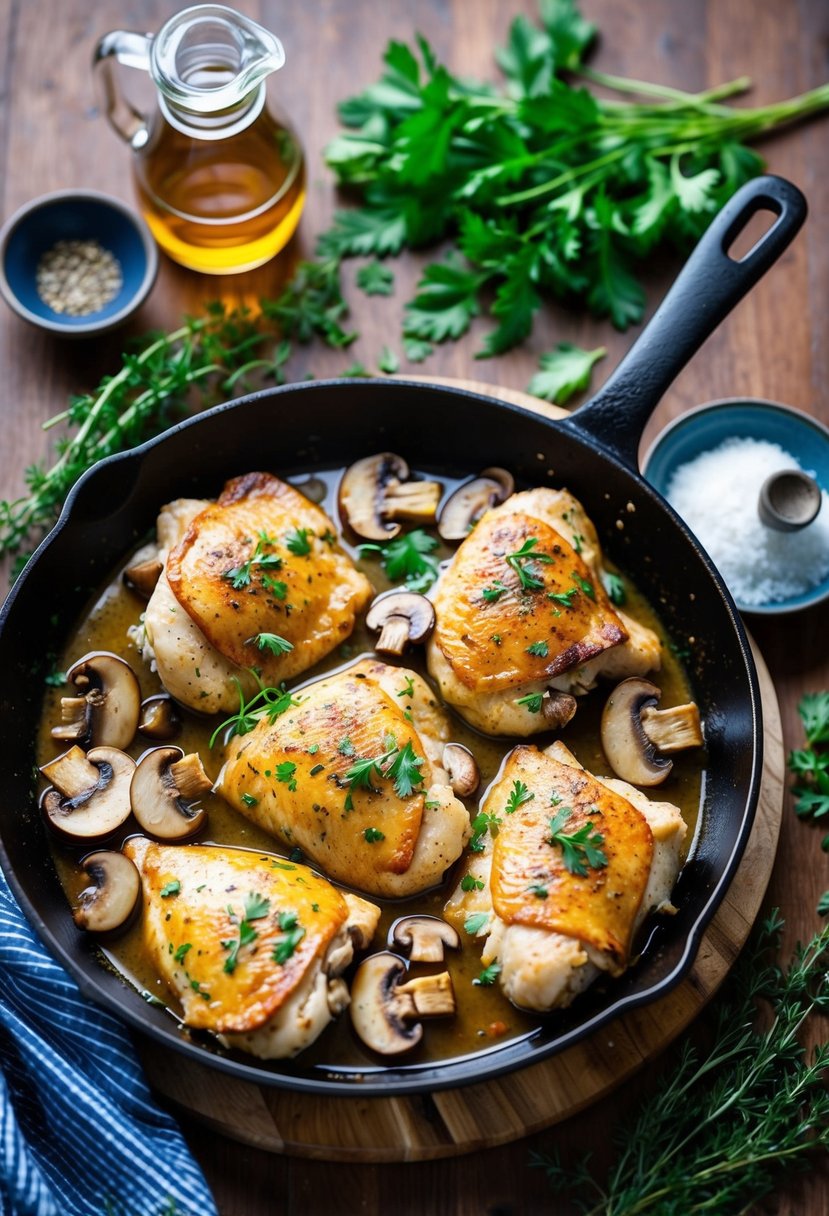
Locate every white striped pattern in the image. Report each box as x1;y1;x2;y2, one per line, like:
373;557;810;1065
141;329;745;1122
0;872;218;1216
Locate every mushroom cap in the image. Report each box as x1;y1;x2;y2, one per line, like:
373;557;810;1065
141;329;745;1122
338;452;409;541
390;915;461;963
73;850;141;935
365;590;436;654
438;468;515;542
442;742;480;797
64;651;141;751
349;952;423;1056
601;677;673;787
130;746;208;841
123;558;163;600
138;694;182;742
41;746;135;843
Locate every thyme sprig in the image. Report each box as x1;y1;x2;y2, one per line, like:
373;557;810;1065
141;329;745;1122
532;910;829;1214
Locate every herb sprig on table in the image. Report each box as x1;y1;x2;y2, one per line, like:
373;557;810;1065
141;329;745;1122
787;691;829;914
533;910;829;1214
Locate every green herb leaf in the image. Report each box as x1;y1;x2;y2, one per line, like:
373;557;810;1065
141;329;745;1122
527;343;606;405
603;571;626;605
506;780;535;814
506;537;554;591
160;880;181;898
377;345;399;374
356;260;395;296
526;640;549;657
285;527;312;556
464;912;489;935
547;806;607;876
363;827;386;842
359;528;440;592
403;257;486;343
473;961;502;986
461;874;485;892
516;692;544;713
275;761;298;791
252;632;294;656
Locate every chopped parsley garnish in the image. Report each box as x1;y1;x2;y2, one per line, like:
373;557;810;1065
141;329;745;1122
359;528;440;592
548;588;578;608
461;874;485;892
516;692;544;713
251;632;294;656
464;912;489;935
285;527;313;556
525;640;549;657
547;807;608;877
505;537;553;591
571;532;585;555
344;739;425;800
241;792;259;807
528;883;549;899
209;679;300;747
223;533;283;589
160;880;180;898
505;780;535;814
276;761;298;791
262;574;288;600
221;891;271;975
338;737;356;756
572;571;596;600
363;827;385;842
482;579;509;603
397;675;415;699
174;942;192;963
491;633;502;645
473;961;502;986
469;810;502;852
309;763;325;776
603;571;626;605
273;910;306;964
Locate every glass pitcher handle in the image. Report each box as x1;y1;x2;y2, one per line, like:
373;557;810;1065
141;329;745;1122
93;31;152;150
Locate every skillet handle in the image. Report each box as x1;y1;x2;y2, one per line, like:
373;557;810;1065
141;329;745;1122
561;175;807;469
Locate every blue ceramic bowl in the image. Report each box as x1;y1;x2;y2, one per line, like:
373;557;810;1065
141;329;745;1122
0;190;158;336
642;398;829;615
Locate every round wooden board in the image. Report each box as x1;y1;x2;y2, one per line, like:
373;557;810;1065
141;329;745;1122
137;379;785;1161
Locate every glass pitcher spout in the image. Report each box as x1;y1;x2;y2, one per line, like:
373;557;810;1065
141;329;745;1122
151;5;285;118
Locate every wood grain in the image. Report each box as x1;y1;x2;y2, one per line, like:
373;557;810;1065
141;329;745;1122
1;1;828;1212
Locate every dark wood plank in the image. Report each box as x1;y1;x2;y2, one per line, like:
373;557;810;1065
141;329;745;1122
1;1;828;1213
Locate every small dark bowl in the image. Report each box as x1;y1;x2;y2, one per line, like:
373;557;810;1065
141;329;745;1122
0;190;158;336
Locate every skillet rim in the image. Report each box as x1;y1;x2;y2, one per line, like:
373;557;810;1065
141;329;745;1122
0;377;763;1097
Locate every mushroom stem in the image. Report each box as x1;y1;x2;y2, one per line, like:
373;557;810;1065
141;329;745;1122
52;697;91;742
382;480;442;524
41;746;102;800
123;558;163;600
542;691;578;729
397;972;456;1017
640;703;703;753
169;753;213;799
442;743;480;797
375;616;413;656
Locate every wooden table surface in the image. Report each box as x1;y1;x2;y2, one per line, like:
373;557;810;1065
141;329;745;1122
1;1;827;1213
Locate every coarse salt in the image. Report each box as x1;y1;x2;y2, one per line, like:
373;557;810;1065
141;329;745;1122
665;437;829;606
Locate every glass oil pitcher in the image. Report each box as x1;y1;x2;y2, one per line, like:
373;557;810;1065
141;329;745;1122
94;5;306;274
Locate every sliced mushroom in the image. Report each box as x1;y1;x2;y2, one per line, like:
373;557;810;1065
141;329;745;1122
73;850;141;934
123;558;163;600
130;746;211;840
542;690;578;729
338;453;442;541
442;742;480;797
40;745;135;843
138;694;182;742
601;678;703;787
390;915;461;963
51;652;141;751
350;952;456;1056
365;590;436;656
438;467;515;541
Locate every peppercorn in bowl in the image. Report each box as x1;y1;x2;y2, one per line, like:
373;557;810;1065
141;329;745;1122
0;189;158;336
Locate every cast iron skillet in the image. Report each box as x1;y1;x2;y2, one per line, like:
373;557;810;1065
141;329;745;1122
0;175;806;1096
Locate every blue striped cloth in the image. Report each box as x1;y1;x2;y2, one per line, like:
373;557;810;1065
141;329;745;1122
0;869;218;1216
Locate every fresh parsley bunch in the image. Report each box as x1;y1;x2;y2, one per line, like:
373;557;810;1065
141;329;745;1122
322;0;829;358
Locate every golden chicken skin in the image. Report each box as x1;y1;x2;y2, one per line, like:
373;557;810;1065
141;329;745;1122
123;837;379;1059
135;472;373;714
426;487;661;736
217;658;471;897
445;741;686;1011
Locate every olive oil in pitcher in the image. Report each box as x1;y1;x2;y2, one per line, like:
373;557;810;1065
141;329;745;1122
95;6;306;274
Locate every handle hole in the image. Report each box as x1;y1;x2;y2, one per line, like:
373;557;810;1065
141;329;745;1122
726;205;781;263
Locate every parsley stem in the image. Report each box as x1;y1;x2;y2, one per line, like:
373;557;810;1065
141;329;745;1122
576;66;752;110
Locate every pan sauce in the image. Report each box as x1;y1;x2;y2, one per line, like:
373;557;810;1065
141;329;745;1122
37;465;704;1071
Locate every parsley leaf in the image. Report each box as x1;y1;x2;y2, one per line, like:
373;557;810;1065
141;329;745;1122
403;337;433;363
547;807;608;877
403;257;487;343
506;537;554;590
473;961;502;986
516;692;544;714
377;345;399;374
285;527;312;556
464;912;489;935
527;343;606;405
359;528;440;592
461;874;485;892
209;680;300;748
363;827;385;842
356;260;395;296
276;761;298;791
603;571;626;605
272;910;306;965
526;640;549;657
252;632;294;656
160;880;180;898
506;780;535;814
222;892;271;975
